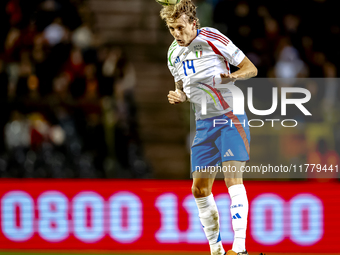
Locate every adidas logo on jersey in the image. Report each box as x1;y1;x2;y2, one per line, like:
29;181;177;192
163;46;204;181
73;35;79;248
175;56;180;64
224;149;234;157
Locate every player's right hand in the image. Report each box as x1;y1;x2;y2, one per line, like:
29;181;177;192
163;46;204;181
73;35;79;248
220;73;238;83
167;90;187;104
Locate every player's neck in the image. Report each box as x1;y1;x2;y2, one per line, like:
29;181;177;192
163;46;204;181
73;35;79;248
185;30;198;47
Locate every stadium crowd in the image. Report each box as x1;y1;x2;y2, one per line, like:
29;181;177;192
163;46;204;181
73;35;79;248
0;0;148;178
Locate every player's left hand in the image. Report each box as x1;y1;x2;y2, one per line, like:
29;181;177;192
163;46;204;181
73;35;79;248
167;89;187;104
220;73;238;83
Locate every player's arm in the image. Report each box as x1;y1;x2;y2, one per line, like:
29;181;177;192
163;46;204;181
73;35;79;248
221;56;257;82
167;80;187;105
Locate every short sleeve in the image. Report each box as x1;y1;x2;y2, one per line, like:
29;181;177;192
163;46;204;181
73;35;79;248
168;59;181;82
167;40;181;82
220;40;245;66
201;28;245;67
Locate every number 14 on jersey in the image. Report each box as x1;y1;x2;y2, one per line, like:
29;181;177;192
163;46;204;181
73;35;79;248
183;60;196;76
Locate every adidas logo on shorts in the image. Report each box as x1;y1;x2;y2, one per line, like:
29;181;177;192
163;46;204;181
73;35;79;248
224;149;234;157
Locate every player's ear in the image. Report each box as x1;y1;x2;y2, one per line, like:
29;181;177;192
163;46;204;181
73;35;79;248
192;20;196;30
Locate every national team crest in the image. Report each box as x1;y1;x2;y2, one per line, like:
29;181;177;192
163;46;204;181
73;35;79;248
194;45;203;58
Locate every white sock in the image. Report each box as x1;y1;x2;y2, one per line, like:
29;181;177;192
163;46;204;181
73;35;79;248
228;184;248;253
195;194;225;255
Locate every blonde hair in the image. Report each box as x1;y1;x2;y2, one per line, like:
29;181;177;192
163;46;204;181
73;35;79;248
160;0;200;29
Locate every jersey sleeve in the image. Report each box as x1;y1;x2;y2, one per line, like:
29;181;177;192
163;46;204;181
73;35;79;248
168;61;181;82
167;41;181;82
202;27;245;67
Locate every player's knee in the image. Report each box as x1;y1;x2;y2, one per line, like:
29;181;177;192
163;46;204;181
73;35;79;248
191;185;211;198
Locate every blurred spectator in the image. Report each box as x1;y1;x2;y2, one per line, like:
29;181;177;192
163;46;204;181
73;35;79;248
6;0;22;27
43;17;67;47
274;42;307;81
5;111;30;151
72;22;94;50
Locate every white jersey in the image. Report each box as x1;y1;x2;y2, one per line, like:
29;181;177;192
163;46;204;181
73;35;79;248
167;27;245;120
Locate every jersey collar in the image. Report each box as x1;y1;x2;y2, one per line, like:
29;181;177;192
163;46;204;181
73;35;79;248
186;29;204;50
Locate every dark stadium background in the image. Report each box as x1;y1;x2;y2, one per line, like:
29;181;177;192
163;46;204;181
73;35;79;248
0;0;339;254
